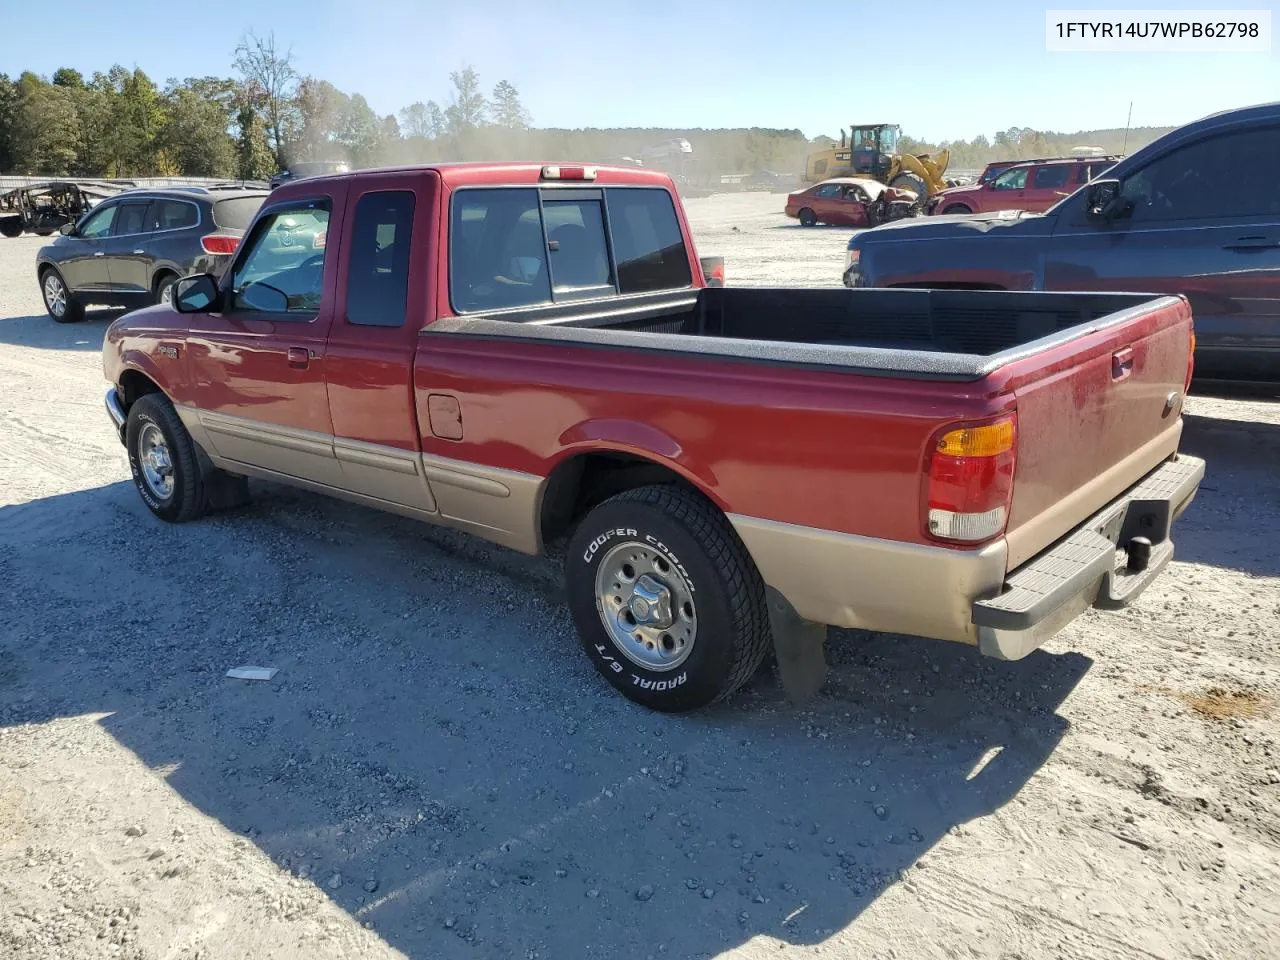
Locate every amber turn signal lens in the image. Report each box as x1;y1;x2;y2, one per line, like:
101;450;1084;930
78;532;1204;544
935;418;1015;458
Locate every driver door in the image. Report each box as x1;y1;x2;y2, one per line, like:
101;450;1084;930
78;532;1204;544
59;201;117;292
182;187;348;483
985;167;1029;211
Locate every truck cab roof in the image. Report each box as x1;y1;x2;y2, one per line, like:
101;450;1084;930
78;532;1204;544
267;162;679;194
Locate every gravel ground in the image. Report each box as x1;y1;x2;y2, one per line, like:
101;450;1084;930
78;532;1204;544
2;192;1279;960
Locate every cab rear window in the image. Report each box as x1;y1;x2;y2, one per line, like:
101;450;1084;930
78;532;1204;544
449;186;691;314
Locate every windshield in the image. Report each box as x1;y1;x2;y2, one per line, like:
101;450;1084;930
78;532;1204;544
849;126;897;154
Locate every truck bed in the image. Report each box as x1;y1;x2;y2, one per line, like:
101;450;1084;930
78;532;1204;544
427;288;1181;381
422;285;1193;577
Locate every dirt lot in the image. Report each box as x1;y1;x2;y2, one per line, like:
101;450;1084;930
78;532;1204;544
2;192;1279;960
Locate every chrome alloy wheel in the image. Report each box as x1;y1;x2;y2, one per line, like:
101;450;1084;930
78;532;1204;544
138;422;175;499
594;541;698;671
43;273;67;318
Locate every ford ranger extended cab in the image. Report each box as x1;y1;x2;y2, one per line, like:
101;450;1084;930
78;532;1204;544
845;102;1280;383
102;161;1205;713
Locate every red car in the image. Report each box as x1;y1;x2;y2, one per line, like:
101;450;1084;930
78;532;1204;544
928;156;1118;216
784;177;918;227
102;161;1203;712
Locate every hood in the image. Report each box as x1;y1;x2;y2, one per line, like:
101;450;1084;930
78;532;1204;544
106;302;190;340
933;183;984;199
849;208;1046;246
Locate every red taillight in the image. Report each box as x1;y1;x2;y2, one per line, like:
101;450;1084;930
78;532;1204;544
924;414;1017;544
541;165;597;181
201;233;240;255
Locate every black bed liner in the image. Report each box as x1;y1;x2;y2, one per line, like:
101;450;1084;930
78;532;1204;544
421;287;1182;382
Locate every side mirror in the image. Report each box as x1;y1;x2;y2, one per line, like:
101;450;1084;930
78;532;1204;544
59;222;75;236
700;255;725;287
1084;178;1131;221
172;273;220;313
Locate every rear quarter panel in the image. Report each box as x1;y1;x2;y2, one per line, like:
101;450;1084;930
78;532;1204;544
412;333;1005;546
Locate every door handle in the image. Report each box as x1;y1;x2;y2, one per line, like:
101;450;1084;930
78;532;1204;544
1112;347;1134;380
287;347;311;369
1222;236;1280;250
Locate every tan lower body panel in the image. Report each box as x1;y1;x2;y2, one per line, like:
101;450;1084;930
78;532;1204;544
728;513;1007;645
421;453;544;555
334;436;437;513
175;405;544;555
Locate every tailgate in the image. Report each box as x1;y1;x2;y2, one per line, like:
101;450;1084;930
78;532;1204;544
1002;296;1193;570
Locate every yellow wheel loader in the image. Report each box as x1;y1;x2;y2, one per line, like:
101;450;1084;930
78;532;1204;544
803;124;952;205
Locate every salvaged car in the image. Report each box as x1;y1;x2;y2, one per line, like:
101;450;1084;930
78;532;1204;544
0;180;125;238
785;177;920;227
102;161;1204;714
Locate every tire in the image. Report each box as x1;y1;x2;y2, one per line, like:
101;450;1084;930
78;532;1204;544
40;267;85;323
798;208;817;227
941;203;973;216
34;227;55;237
0;218;22;238
889;173;928;206
125;393;212;523
565;484;771;712
153;272;177;307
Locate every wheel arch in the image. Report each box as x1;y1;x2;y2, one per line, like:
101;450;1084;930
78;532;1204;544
117;365;167;413
150;266;180;293
539;444;725;547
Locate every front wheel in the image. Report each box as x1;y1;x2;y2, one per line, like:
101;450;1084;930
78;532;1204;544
565;485;772;712
798;208;817;227
125;394;213;523
41;268;85;323
941;203;973;216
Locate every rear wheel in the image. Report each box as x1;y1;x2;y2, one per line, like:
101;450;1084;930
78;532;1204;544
153;272;177;306
564;484;771;712
798;208;817;227
41;268;85;323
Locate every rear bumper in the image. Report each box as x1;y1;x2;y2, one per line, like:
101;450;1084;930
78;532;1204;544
106;387;127;445
972;453;1205;660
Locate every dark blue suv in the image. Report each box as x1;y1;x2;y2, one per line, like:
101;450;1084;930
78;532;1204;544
35;185;267;323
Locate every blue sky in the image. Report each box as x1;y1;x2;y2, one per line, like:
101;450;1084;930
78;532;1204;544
10;0;1277;141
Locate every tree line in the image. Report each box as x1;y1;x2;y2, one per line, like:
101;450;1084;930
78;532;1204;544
0;33;1172;183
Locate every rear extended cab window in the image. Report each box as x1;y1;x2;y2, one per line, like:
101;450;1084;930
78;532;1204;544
449;185;693;314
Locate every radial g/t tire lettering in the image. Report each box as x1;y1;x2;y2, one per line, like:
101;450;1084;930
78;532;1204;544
565;484;772;712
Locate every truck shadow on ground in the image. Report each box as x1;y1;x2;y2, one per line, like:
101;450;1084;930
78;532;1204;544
1175;412;1280;579
0;477;1095;959
0;309;118;352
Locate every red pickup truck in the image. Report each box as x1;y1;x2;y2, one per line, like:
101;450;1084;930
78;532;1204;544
101;161;1205;713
